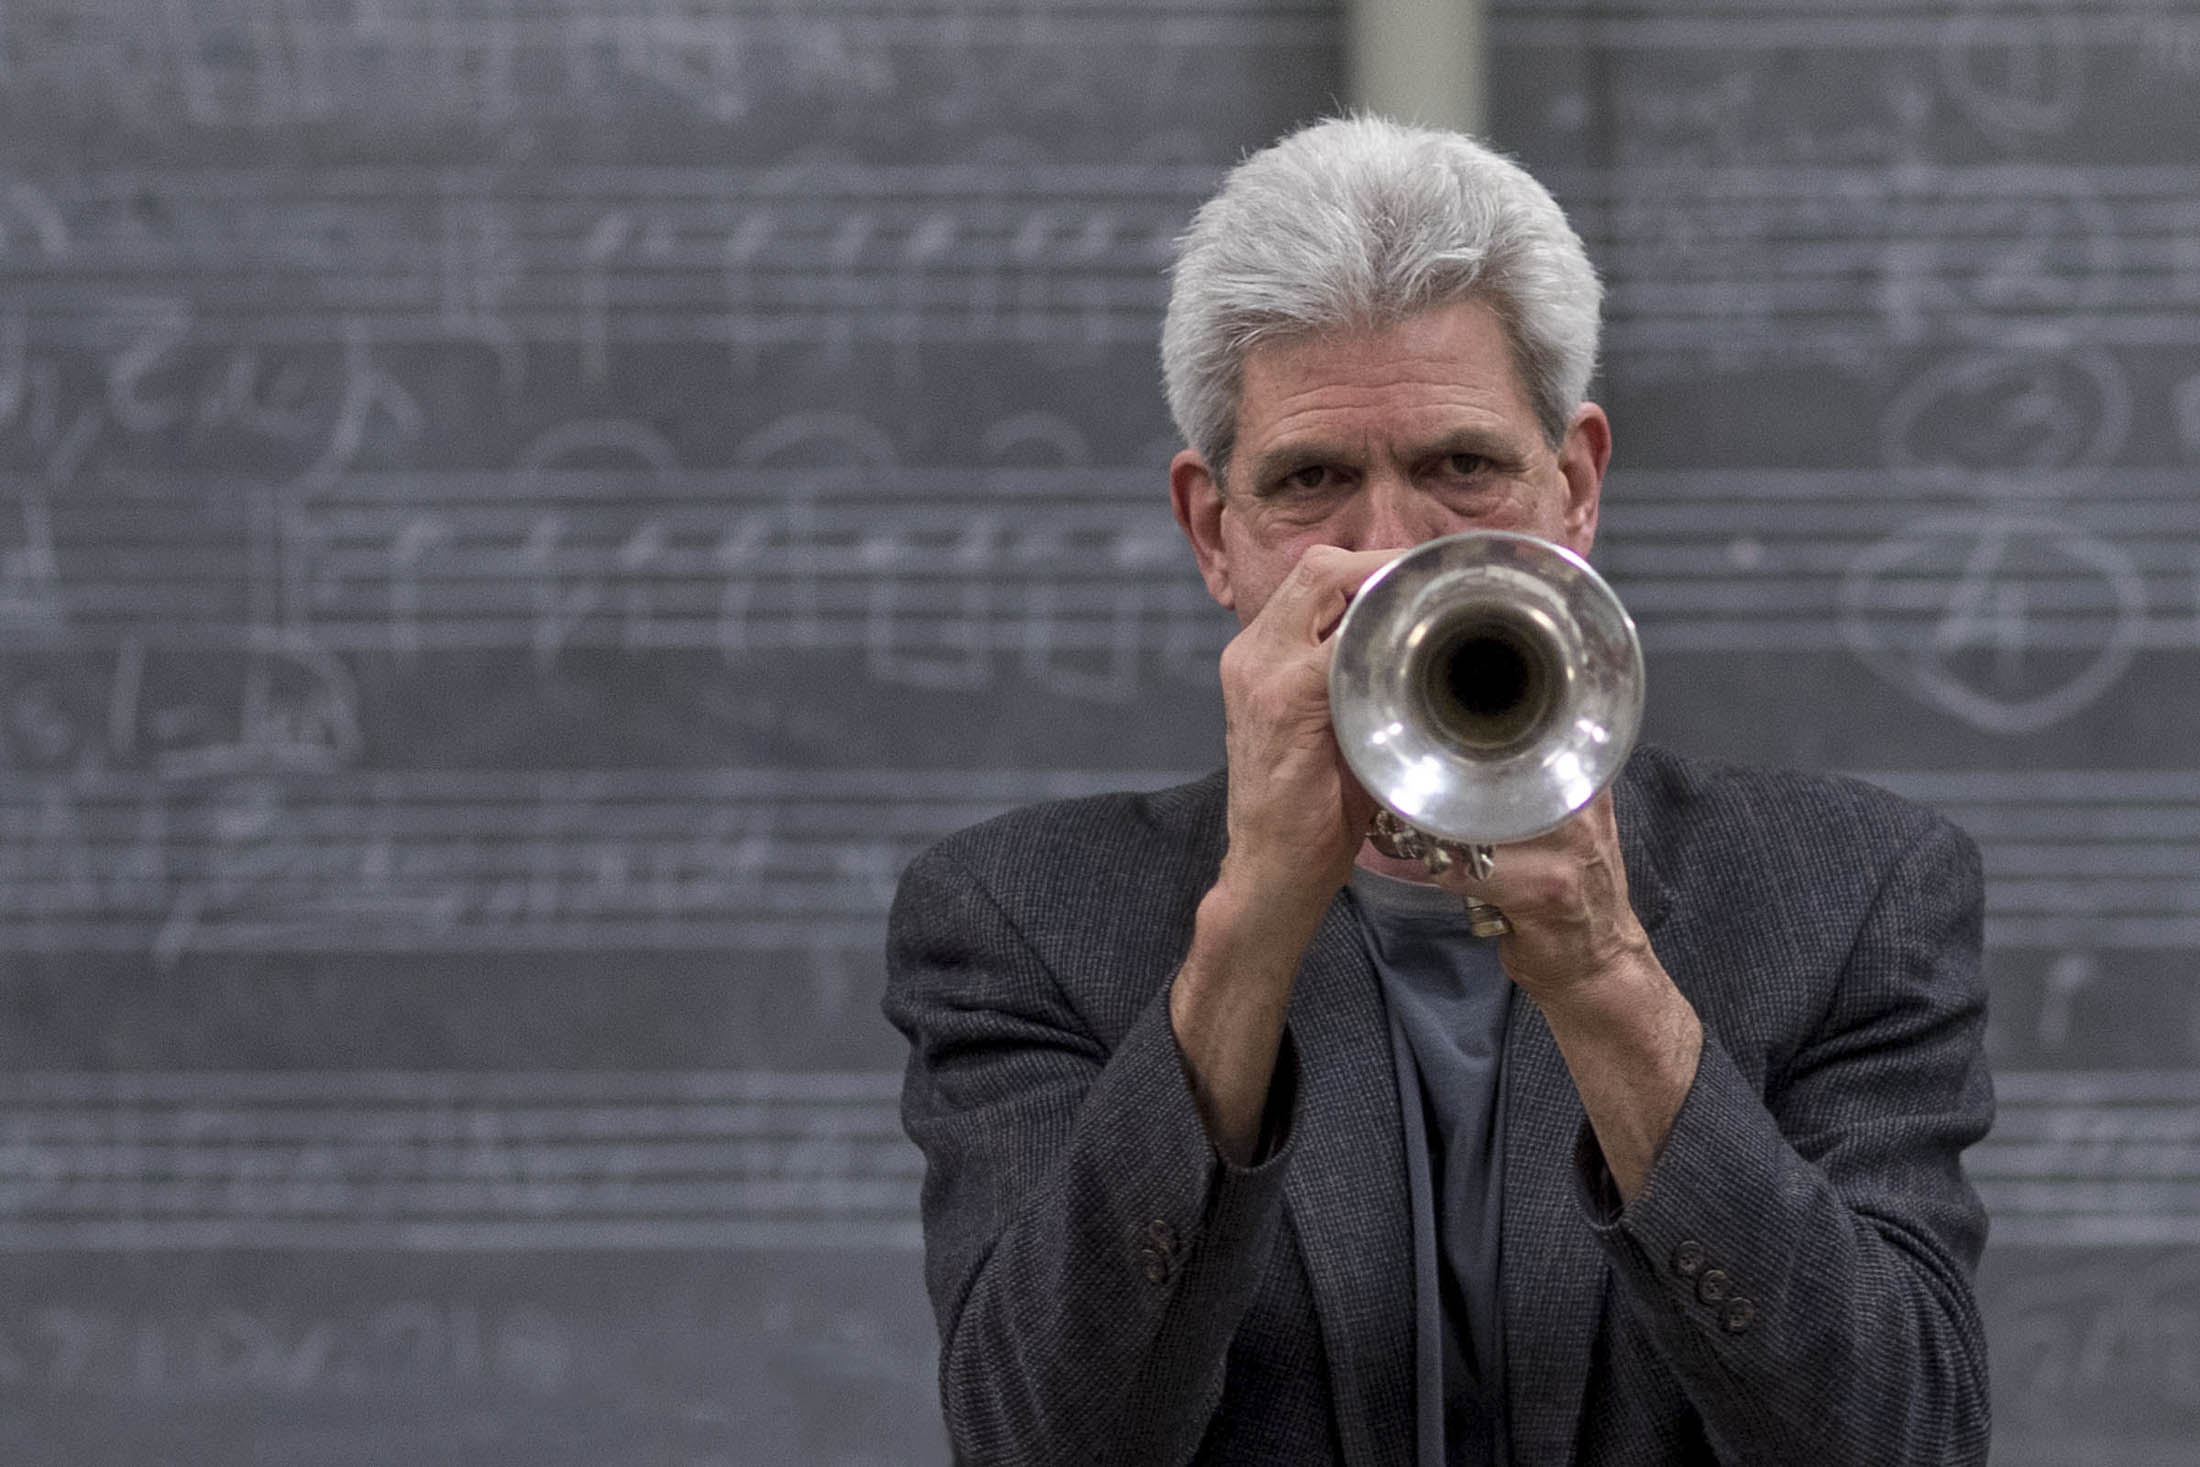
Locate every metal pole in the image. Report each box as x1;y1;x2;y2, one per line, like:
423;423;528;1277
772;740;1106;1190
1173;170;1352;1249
1344;0;1489;137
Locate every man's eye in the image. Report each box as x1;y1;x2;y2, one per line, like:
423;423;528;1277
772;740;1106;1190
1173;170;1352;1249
1281;465;1332;492
1442;453;1491;477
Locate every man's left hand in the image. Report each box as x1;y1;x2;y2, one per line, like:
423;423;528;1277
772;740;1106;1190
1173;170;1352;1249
1422;788;1704;1201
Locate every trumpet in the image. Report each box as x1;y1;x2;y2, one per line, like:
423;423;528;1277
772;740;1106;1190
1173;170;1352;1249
1328;531;1645;936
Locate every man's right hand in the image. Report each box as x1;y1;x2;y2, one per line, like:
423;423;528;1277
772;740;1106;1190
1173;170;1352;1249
1169;543;1399;1162
1212;544;1399;916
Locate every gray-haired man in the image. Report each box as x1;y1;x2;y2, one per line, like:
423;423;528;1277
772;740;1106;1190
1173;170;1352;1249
886;116;1992;1466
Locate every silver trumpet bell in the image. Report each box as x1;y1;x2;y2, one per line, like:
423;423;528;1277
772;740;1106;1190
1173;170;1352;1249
1328;531;1645;937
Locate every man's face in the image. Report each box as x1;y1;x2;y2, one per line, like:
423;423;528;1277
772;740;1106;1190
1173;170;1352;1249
1171;298;1611;626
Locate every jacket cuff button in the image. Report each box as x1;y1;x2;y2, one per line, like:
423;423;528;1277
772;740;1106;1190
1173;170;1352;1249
1721;1296;1757;1334
1670;1240;1706;1279
1696;1268;1731;1305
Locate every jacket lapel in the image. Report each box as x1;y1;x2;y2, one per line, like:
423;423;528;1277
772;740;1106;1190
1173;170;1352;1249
1282;895;1418;1467
1497;998;1605;1466
1500;758;1676;1465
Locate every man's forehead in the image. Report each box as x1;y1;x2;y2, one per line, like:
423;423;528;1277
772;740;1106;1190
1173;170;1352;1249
1235;303;1541;440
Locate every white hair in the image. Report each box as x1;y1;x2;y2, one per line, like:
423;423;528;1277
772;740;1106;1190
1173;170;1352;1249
1160;114;1603;484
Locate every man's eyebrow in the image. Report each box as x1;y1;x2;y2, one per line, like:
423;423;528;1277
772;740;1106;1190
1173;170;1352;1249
1418;427;1532;466
1240;440;1358;491
1242;427;1531;491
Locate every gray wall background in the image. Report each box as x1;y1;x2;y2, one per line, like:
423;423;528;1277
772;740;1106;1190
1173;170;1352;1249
0;1;2194;1463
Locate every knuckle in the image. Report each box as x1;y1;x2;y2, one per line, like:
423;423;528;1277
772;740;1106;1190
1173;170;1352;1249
1218;635;1260;686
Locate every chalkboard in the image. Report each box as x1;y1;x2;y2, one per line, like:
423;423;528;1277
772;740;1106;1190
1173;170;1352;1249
0;1;1328;1459
0;1;2194;1463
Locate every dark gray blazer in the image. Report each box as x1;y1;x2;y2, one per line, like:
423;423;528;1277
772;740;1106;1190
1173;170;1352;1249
884;746;1993;1465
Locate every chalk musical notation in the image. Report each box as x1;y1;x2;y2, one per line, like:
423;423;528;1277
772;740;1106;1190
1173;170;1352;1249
1489;0;2200;366
1;0;1333;132
1970;1069;2200;1247
1498;4;2177;158
0;768;1196;960
1557;164;2195;361
323;462;1221;689
0;1294;579;1400
0;1068;917;1250
1989;1250;2200;1447
9;167;1210;351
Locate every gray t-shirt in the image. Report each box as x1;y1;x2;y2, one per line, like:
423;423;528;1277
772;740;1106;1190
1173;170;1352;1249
1347;866;1513;1467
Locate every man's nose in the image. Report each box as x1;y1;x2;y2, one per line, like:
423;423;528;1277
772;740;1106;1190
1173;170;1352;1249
1354;472;1428;551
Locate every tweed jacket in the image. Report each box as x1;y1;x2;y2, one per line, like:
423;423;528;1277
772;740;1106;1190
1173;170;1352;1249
884;745;1994;1465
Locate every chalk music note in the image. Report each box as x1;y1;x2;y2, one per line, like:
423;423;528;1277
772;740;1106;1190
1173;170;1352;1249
617;520;668;649
720;209;776;364
0;313;23;429
977;414;1146;702
422;0;519;122
579;212;634;385
729;412;898;656
194;348;323;441
519;514;599;670
1069;208;1120;349
1940;9;2086;140
864;517;995;690
714;515;772;655
234;636;361;772
157;0;335;126
2174;375;2200;463
1880;346;2131;483
1930;185;2121;344
0;177;70;271
1009;208;1054;341
513;420;682;663
289;324;426;494
2036;951;2095;1051
387;515;452;658
439;191;521;343
821;208;876;355
104;300;193;434
1020;571;1143;703
0;491;64;628
892;209;958;343
1839;512;2146;735
610;2;748;122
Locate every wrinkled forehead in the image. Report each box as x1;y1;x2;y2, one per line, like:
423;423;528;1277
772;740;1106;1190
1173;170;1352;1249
1234;303;1540;425
1227;292;1545;435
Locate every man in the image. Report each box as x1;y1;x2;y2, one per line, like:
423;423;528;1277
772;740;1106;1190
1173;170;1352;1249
885;116;1992;1465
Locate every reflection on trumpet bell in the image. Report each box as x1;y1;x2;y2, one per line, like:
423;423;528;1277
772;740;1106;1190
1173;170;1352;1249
1332;530;1646;931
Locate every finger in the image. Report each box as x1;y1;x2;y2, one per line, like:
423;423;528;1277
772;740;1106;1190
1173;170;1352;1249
1255;545;1402;645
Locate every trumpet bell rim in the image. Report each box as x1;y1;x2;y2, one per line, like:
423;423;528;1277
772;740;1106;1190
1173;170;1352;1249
1329;530;1645;846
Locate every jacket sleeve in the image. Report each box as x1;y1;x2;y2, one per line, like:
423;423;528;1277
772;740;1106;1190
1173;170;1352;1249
1577;813;1995;1465
882;839;1300;1466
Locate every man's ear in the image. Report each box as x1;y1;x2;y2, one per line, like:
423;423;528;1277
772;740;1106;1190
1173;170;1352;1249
1170;448;1235;611
1557;403;1612;557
